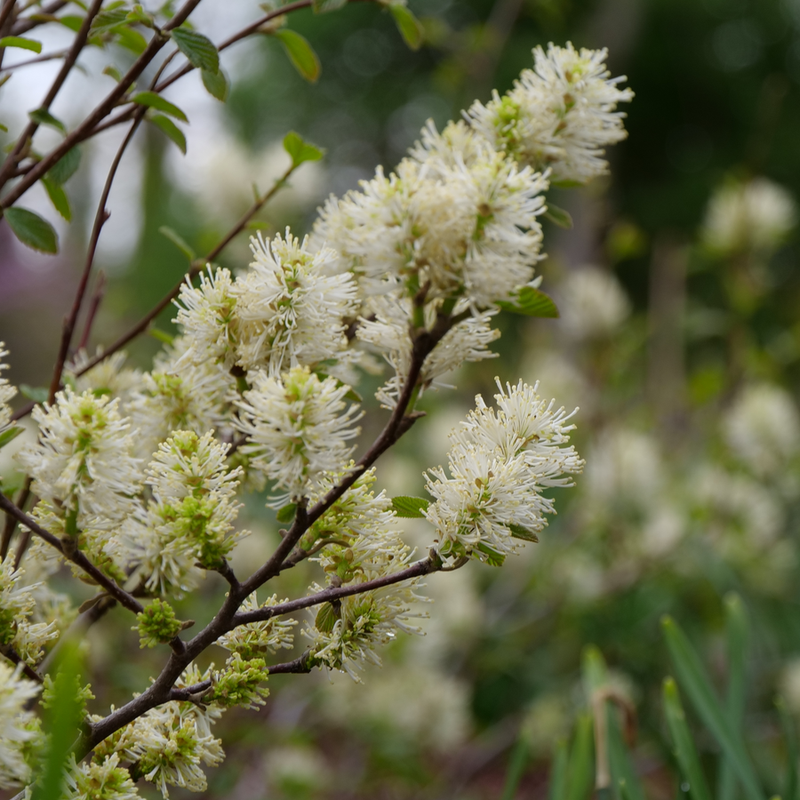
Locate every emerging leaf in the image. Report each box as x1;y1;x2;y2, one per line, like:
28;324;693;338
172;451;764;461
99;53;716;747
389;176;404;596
274;30;321;83
29;108;66;134
276;503;297;524
391;496;429;518
497;286;559;318
283;131;324;167
543;203;574;229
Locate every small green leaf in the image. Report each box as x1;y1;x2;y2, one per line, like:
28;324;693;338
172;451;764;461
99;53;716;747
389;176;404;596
201;67;228;101
315;602;339;633
29;107;66;133
507;523;538;542
283;130;324;167
313;0;347;12
0;36;43;53
149;114;186;154
4;207;58;254
42;176;71;221
497;286;559;318
132;91;188;122
544;203;574;229
171;27;219;73
662;678;713;800
475;542;506;567
276;503;297;524
103;64;122;81
159;226;195;260
0;426;22;450
47;147;81;185
147;328;174;346
391;496;429;518
114;26;148;54
19;384;49;403
389;4;424;50
0;123;7;132
90;8;128;34
273;29;320;83
58;15;85;33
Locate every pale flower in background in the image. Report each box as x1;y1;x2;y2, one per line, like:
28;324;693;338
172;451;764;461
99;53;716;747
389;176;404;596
558;266;631;340
0;343;17;434
702;177;797;255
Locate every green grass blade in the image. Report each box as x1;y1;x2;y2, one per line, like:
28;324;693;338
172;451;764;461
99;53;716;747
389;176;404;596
608;712;647;800
549;738;569;800
662;616;764;800
501;727;532;800
663;678;713;800
777;696;799;800
565;714;594;800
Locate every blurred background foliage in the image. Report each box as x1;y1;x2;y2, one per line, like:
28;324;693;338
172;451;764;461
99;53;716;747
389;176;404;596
3;0;800;797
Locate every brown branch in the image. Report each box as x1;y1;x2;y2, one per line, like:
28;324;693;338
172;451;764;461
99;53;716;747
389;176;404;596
72;161;298;379
0;491;144;615
0;48;69;72
48;110;147;404
267;653;312;675
0;475;30;560
11;0;68;36
77;271;106;351
0;644;42;683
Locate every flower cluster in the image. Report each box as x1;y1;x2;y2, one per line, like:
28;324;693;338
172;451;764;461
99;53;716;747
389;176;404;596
0;344;18;443
0;662;41;789
425;379;584;564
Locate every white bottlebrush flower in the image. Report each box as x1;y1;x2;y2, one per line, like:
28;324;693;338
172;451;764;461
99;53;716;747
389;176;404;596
557;266;631;339
468;42;633;184
218;593;297;658
723;383;800;477
16;388;141;534
314;135;547;308
234;366;362;502
232;231;359;374
64;753;140;800
425;380;583;564
173;267;239;369
702;177;797;255
0;662;42;789
0;342;18;435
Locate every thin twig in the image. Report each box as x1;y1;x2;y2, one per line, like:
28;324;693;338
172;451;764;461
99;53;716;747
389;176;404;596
48;110;147;403
0;491;144;615
11;0;68;36
0;475;30;559
77;271;106;351
0;644;42;683
0;48;69;72
267;653;312;675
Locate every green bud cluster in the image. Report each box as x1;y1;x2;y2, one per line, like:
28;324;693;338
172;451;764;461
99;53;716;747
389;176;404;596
135;599;183;648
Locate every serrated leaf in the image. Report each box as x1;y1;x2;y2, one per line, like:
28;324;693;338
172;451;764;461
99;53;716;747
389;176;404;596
274;29;320;83
90;8;128;34
115;26;147;54
389;4;424;50
544;203;573;229
475;542;505;567
19;384;49;403
149;114;186;154
498;286;559;318
276;503;297;524
283;130;324;167
507;523;538;542
201;67;228;101
47;147;81;185
0;426;22;450
4;207;58;254
171;27;219;73
0;36;43;53
158;226;195;259
315;602;339;633
29;107;66;133
313;0;347;12
132;91;188;121
391;496;429;518
103;64;122;81
42;176;71;221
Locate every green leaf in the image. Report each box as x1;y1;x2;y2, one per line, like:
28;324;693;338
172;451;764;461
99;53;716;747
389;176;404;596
58;15;85;33
608;714;647;800
201;67;228;101
777;696;799;800
90;8;128;34
389;4;424;50
500;726;531;800
0;426;22;450
564;714;594;800
147;327;174;346
548;738;569;800
103;64;122;81
0;36;43;53
47;147;82;185
581;645;607;698
283;130;324;167
498;286;559;318
663;677;713;800
149;114;186;154
313;0;347;12
28;107;66;133
131;91;188;122
273;29;320;83
507;523;538;542
662;616;765;800
391;496;429;518
159;226;195;260
276;503;297;524
718;594;749;800
171;27;219;73
114;26;148;54
0;123;6;132
475;541;506;567
42;176;71;221
544;203;574;229
19;384;49;403
4;207;58;254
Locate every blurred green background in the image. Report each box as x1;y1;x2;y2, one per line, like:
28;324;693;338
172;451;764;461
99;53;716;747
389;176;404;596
3;0;800;797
